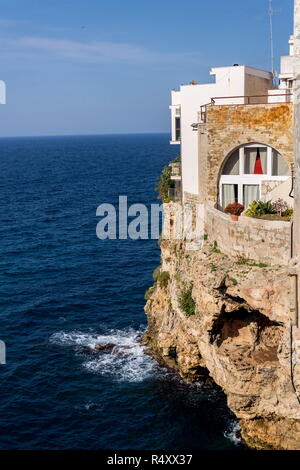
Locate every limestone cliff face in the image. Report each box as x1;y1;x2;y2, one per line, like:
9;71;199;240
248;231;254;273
144;236;300;450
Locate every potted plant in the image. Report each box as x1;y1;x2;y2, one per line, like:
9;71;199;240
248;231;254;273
224;202;244;221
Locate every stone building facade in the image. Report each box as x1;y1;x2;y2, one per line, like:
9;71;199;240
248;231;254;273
202;102;293;205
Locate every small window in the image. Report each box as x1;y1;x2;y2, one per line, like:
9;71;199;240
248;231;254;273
272;150;289;176
222;150;239;175
175;117;181;141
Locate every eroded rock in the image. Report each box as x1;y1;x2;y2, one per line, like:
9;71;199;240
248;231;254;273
145;239;300;449
94;343;115;352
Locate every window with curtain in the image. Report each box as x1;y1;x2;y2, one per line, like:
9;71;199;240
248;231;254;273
272;150;289;176
243;185;259;209
222;150;239;175
244;148;267;174
222;184;238;209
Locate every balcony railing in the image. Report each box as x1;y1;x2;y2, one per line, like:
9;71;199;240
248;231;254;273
198;93;293;124
167;187;181;202
169;161;181;181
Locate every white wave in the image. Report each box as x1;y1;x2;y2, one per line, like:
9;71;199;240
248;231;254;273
75;401;104;412
224;420;242;445
50;327;157;383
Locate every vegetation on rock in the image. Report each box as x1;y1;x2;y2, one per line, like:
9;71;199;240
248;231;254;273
157;271;170;288
211;241;221;254
210;263;218;272
153;266;161;281
144;286;156;300
152;266;170;288
179;286;196;316
145;234;295;449
156;156;181;202
236;256;268;268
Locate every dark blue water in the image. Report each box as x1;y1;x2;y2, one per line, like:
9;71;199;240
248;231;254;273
0;134;241;450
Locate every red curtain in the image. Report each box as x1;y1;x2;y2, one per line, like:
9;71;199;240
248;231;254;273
254;148;263;174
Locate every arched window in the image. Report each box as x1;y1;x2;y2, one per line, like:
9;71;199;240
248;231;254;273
220;144;290;210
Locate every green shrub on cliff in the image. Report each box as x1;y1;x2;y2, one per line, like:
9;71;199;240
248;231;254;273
152;267;170;289
179;286;196;317
156;164;172;202
211;241;221;254
236;256;268;268
144;286;156;300
156;156;181;202
158;271;170;288
153;266;161;281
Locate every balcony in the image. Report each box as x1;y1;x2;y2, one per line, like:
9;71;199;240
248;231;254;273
166;161;182;202
167;187;181;202
169;161;181;181
197;93;293;124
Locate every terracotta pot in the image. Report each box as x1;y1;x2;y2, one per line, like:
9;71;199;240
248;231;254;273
230;214;239;221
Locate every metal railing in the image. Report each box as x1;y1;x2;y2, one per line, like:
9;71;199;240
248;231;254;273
199;93;293;123
169;162;181;179
167;187;181;202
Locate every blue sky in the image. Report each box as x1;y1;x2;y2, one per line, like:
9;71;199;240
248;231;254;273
0;0;294;137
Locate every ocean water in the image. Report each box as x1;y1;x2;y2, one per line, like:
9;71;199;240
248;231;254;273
0;134;243;450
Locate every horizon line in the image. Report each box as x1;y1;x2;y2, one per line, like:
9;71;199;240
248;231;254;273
0;131;171;139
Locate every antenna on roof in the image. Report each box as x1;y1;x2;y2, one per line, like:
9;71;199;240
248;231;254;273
268;0;280;85
269;0;275;80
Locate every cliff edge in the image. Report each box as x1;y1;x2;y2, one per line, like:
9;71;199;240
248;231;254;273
144;220;300;449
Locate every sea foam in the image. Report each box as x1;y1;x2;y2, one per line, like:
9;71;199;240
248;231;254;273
50;327;156;383
224;420;242;445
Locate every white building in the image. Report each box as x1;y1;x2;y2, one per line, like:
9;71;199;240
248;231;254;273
170;37;295;206
268;35;296;103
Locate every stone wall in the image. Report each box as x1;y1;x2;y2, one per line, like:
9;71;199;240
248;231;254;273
205;205;291;265
261;178;294;207
183;191;202;204
261;180;285;197
203;103;293;204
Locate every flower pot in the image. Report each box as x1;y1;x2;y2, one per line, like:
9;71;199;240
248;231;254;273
230;214;239;222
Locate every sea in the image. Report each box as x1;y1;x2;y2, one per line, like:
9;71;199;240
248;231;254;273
0;134;244;450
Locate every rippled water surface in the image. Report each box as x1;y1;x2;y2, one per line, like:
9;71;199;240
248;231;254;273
0;134;243;450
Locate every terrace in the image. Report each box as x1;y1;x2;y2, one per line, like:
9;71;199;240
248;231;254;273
197;92;293;124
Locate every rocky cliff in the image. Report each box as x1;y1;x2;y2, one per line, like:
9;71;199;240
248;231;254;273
143;227;300;449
